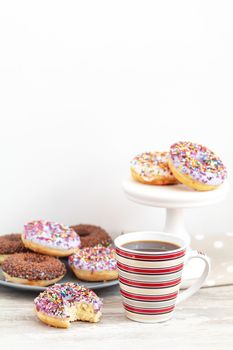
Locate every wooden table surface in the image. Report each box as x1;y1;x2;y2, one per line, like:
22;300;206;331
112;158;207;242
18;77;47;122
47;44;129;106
0;284;232;350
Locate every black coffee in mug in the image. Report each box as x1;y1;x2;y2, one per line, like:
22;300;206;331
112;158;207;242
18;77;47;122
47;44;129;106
122;240;180;252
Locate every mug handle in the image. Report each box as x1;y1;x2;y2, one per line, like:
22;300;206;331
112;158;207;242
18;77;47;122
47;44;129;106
176;250;210;304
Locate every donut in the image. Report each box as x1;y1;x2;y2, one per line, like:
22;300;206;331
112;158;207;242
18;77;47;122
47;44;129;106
70;224;113;248
130;151;178;185
22;220;81;257
169;141;227;191
0;233;28;264
34;282;103;328
69;246;118;282
1;252;66;286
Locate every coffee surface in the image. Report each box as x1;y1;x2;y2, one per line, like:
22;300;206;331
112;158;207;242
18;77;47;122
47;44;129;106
122;240;180;252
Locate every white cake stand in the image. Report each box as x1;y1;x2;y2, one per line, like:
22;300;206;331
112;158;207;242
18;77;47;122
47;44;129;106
122;178;229;287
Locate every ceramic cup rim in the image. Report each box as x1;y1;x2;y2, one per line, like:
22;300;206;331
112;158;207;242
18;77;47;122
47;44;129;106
114;231;187;254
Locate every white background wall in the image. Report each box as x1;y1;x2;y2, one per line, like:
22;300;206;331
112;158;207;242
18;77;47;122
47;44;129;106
0;1;232;238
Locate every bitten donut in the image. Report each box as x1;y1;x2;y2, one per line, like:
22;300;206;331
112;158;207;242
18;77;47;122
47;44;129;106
169;141;227;191
22;220;81;257
0;234;28;264
70;224;113;248
130;151;178;185
34;282;103;328
1;252;66;286
69;246;118;282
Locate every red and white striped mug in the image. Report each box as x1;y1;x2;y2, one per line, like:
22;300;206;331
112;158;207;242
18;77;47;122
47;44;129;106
114;231;210;323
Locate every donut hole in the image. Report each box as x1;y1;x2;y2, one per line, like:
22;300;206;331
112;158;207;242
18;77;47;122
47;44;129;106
78;230;90;237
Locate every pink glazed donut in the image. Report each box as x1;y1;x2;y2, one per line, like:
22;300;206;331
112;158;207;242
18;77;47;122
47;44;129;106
69;246;118;282
34;282;103;328
168;141;227;191
22;220;81;257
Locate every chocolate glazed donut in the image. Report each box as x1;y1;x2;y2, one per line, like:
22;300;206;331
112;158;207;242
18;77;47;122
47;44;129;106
0;234;28;264
70;225;113;248
2;252;66;286
0;234;28;254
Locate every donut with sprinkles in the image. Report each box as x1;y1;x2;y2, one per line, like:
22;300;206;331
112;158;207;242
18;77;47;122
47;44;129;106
130;151;178;185
69;246;118;282
70;224;113;248
0;233;29;264
2;252;66;286
34;282;103;328
22;220;81;257
168;141;227;191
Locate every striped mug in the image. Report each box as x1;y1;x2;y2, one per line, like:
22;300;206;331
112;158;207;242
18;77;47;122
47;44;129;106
114;231;210;323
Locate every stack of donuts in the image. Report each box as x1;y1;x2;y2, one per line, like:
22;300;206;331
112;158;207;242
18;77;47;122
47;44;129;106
0;221;118;287
130;141;227;191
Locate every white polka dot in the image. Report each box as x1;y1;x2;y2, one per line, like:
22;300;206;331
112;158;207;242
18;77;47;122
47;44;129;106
227;265;233;273
213;241;224;248
195;234;205;240
226;232;233;236
206;279;216;286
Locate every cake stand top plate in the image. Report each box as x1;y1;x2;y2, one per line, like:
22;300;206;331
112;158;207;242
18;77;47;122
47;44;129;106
122;178;230;208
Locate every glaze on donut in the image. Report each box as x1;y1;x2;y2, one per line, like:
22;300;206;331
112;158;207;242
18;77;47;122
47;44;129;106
34;282;103;328
0;234;28;264
22;220;81;257
169;141;227;191
130;151;178;185
1;252;66;286
70;224;113;248
69;246;118;282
